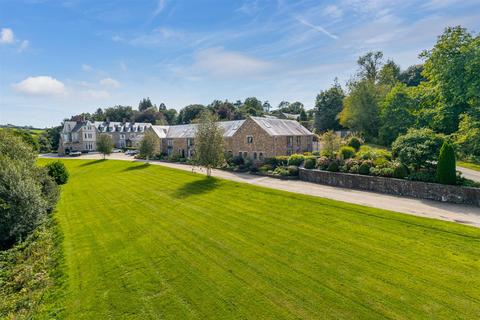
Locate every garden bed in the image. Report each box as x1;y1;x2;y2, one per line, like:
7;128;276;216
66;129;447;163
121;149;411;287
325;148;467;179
299;168;480;206
250;171;299;180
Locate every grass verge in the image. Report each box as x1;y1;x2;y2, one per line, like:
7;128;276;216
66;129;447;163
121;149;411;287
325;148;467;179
458;160;480;172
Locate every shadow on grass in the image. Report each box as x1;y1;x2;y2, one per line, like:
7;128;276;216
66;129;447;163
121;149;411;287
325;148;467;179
173;177;219;198
122;162;151;171
79;159;107;166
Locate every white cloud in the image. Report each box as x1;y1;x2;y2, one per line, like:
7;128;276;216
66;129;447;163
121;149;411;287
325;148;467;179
0;28;14;44
192;47;272;77
296;17;338;40
99;77;120;88
323;5;343;19
82;64;93;71
12;76;66;96
18;40;29;52
81;90;110;100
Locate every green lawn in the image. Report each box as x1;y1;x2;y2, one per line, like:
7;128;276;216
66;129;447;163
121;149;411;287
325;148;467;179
458;161;480;172
40;159;480;319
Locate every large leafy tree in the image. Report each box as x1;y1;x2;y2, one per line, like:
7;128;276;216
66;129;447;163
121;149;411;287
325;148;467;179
356;51;384;82
399;64;426;87
314;81;345;132
177;104;207;124
454;106;480;159
340;80;381;140
379;83;417;146
194;111;224;177
419;26;479;134
138;98;155;112
104;105;135;122
378;60;401;87
241;97;264;116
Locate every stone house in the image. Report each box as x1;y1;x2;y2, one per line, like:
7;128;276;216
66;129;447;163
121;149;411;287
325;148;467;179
150;116;313;161
58;120;152;154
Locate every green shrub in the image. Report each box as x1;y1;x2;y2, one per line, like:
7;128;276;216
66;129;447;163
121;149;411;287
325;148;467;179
230;155;244;166
406;170;437;183
312;151;320;156
359;160;373;175
356;146;392;161
436;142;456;185
288;165;299;176
316;156;331;170
288;154;305;166
45;161;69;185
349;164;360;174
273;167;289;176
339;146;356;160
327;161;339;172
392;128;444;170
304;157;316;169
393;162;409;179
266;156;289;167
370;167;394;177
347;136;362;151
259;164;273;172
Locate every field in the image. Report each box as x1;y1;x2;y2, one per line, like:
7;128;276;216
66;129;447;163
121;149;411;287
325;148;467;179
40;159;480;319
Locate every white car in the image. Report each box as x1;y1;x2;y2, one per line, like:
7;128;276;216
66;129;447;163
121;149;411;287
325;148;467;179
69;151;82;157
125;150;139;156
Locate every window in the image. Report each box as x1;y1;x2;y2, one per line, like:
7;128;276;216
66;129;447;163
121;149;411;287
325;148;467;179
239;151;243;158
120;134;125;139
296;136;301;144
167;139;173;147
243;152;248;159
259;152;264;160
246;136;253;144
287;136;293;146
84;133;87;139
187;138;194;147
253;152;257;160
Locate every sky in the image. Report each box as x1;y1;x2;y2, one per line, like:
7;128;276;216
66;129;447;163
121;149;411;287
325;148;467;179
0;0;479;127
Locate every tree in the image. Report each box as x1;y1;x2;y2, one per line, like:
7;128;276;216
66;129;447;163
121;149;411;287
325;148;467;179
177;104;206;124
357;51;384;82
139;131;157;162
399;64;426;87
194;110;224;177
163;109;178;125
242;97;264;116
139;98;154;111
262;101;272;113
454;107;480;159
419;26;479;134
209;100;236;120
436;142;456;185
158;103;167;111
340;80;380;140
314;81;345;132
320;130;341;157
392;128;444;170
0;130;59;249
96;134;114;159
299;109;308;121
104;105;134;122
378;59;401;87
13;129;39;152
379;83;416;146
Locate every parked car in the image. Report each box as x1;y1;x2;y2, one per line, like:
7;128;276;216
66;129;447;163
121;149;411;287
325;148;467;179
70;151;82;157
113;149;123;153
125;150;139;156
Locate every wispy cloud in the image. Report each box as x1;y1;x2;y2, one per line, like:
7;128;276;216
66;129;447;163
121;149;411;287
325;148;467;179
236;0;260;15
152;0;166;18
296;17;338;40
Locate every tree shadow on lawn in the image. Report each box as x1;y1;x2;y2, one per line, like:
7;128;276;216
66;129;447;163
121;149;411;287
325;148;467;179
79;159;107;166
122;162;151;171
173;177;220;198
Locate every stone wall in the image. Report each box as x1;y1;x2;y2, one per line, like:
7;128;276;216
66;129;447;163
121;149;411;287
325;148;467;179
299;168;480;206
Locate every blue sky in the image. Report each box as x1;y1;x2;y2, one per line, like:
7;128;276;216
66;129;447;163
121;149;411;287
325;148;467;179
1;0;479;127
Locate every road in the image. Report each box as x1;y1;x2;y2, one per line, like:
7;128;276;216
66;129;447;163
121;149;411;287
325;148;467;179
40;153;480;228
458;166;480;183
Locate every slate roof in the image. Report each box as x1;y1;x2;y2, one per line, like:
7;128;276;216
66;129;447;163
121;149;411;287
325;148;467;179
92;121;152;133
250;117;313;136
